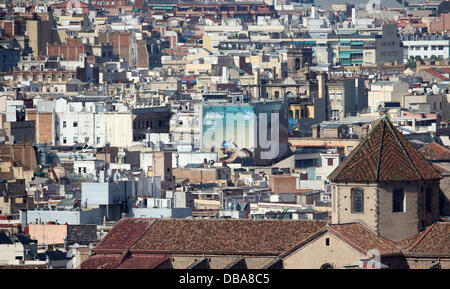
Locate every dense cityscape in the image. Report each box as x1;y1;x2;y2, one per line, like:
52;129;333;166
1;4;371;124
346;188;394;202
0;0;449;271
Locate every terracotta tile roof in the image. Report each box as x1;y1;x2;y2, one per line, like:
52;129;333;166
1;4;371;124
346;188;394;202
327;223;401;255
418;142;450;161
397;223;450;257
52;0;89;8
131;219;328;255
81;218;449;268
81;253;169;269
94;218;155;252
396;231;422;251
115;254;169;269
328;118;441;183
422;69;450;81
133;0;145;9
80;254;123;269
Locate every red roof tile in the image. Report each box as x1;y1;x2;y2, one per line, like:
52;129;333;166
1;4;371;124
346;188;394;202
329;118;441;182
418;142;450;161
115;254;169;269
94;218;155;252
80;254;122;269
131;219;328;255
133;0;145;9
328;223;401;255
422;69;449;81
52;0;89;8
398;223;450;257
82;218;449;268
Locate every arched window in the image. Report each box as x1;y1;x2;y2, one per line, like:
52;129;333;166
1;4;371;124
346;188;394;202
320;263;333;269
295;58;300;71
351;188;364;213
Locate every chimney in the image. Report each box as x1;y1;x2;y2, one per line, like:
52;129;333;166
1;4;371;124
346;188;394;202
317;72;326;99
312;125;320;138
222;66;228;83
352;8;356;25
239;56;247;73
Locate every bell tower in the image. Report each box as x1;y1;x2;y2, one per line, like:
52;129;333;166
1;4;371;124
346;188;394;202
328;117;441;242
287;47;313;77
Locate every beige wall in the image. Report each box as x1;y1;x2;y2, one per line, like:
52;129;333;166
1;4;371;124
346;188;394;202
173;168;217;184
289;139;361;156
0;196;30;215
284;232;365;269
332;183;379;232
202;35;212;51
368;81;409;112
331;181;440;242
185;63;212;75
377;183;421;241
0;198;11;215
0;243;24;264
28;224;67;245
363;49;376;65
149;79;181;92
193;199;221;210
440;175;450;216
26;111;54;145
26;19;57;60
405;257;450;269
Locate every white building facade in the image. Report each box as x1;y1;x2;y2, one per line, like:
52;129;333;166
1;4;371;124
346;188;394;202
54;99;133;148
402;35;450;61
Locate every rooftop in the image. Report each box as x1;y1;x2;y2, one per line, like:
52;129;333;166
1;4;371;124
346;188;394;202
92;218;328;256
418;142;450;161
328;117;442;183
397;222;450;257
327;223;401;255
81;218;450;268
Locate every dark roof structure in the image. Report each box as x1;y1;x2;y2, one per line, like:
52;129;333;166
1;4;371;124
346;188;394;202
328;117;442;183
15;234;34;245
0;231;13;245
37;250;71;261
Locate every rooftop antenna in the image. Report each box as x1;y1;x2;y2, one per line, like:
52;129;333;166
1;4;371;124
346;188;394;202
146;127;151;147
